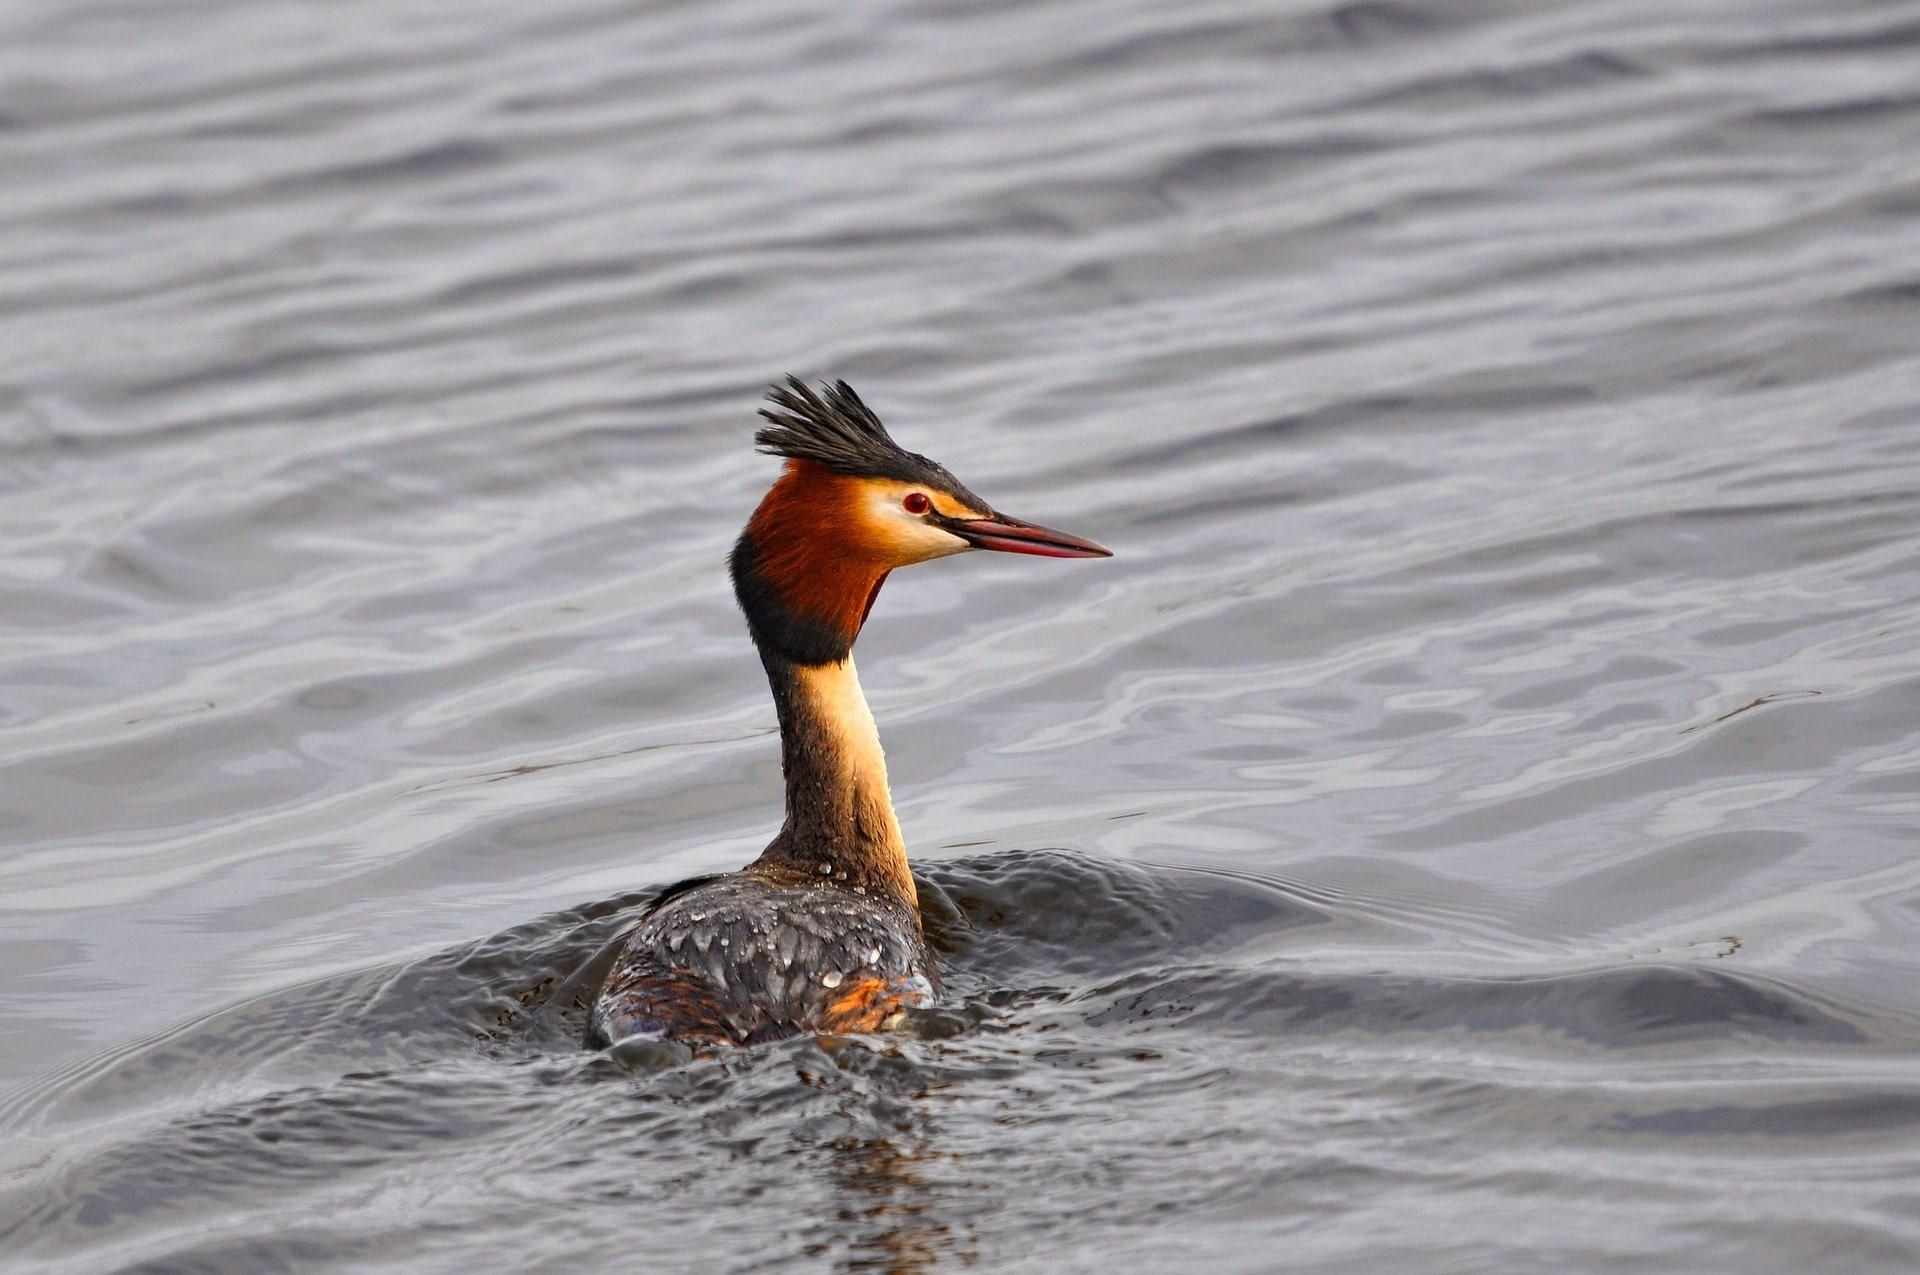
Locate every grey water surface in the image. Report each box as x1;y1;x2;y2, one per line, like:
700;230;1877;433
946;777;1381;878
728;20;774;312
4;0;1920;1270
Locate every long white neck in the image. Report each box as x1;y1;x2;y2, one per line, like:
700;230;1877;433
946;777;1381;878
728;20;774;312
752;652;914;906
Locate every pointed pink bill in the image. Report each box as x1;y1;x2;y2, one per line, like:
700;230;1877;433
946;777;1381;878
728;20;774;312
949;514;1112;559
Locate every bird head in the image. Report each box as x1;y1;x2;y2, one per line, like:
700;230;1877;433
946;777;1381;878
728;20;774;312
730;378;1110;665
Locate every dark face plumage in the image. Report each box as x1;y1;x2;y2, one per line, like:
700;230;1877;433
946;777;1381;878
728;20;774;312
755;377;988;511
734;377;1111;667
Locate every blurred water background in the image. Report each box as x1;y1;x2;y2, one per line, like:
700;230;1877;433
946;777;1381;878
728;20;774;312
4;0;1920;1270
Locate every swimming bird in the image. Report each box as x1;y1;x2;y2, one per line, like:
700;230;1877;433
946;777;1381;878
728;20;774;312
588;378;1110;1049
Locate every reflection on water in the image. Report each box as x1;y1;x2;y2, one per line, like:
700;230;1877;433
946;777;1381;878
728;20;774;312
7;0;1920;1268
807;1118;951;1272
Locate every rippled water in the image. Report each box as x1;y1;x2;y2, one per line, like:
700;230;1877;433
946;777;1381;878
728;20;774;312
6;0;1920;1269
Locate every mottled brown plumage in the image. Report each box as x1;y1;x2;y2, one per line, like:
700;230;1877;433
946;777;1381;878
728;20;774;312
592;873;934;1045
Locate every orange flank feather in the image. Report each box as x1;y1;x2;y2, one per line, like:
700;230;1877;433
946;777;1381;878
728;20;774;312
822;973;921;1033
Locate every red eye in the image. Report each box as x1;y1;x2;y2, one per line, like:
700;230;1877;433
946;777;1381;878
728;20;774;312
902;492;931;515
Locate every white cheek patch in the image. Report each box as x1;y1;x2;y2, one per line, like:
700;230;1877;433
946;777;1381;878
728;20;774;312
896;510;971;560
916;527;972;559
867;491;971;562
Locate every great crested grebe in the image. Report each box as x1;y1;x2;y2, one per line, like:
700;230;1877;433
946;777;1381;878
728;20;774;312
589;378;1110;1049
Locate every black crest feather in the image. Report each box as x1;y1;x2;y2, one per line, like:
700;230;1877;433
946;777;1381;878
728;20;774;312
755;377;959;490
